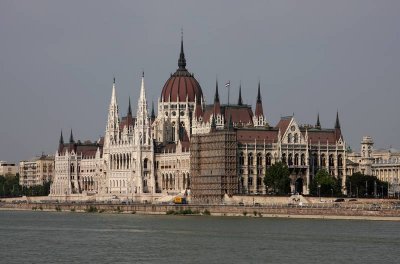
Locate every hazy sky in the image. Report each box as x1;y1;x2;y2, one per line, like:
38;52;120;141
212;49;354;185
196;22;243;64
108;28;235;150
1;1;400;163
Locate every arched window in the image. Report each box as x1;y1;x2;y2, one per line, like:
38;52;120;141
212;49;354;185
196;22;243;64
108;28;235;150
288;153;293;166
321;154;326;167
266;153;271;166
144;158;148;169
257;153;262;167
288;133;292;143
282;153;287;164
301;154;306;166
294;133;298;143
329;154;334;167
171;122;176;142
338;154;343;167
294;153;299;166
239;152;244;166
248;153;253;166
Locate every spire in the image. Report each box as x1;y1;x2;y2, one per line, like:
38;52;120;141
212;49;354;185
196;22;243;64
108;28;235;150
128;97;132;116
151;101;155;119
69;129;74;143
335;110;341;129
214;79;220;103
255;81;264;117
178;30;186;70
238;82;243;105
111;77;117;106
316;113;321;129
213;79;221;115
59;130;64;145
257;81;262;103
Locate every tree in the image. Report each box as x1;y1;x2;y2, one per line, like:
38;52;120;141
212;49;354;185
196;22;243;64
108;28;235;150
310;169;340;197
264;162;290;195
346;172;388;198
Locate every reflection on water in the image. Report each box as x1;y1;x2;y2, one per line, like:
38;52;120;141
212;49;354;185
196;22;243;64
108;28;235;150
0;211;399;263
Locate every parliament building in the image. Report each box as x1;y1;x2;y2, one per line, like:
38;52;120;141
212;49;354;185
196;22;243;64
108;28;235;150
50;37;347;201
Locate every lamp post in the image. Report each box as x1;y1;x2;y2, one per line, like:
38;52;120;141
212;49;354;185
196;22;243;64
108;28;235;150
318;184;321;202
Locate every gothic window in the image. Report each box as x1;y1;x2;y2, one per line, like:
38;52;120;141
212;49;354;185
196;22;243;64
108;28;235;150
257;153;262;168
338;154;343;167
144;158;148;169
294;133;299;143
248;153;254;166
288;133;292;143
294;153;299;166
321;154;326;167
329;154;334;167
179;122;185;140
301;154;306;166
248;177;253;186
288;153;293;166
266;153;272;166
239;152;244;166
282;153;287;164
172;122;176;142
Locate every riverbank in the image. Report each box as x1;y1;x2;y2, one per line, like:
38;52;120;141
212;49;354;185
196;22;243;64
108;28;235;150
2;201;400;221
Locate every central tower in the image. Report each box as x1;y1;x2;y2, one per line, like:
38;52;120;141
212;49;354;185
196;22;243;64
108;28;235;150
156;34;204;144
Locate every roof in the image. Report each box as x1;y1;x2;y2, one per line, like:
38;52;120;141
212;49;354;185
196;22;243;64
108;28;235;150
236;128;278;144
275;116;292;133
307;129;339;144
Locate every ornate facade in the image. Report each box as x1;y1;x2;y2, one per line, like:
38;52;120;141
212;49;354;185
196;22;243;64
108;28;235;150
50;37;347;199
347;136;400;195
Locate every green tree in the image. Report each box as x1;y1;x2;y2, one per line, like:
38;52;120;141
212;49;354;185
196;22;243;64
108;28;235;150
310;169;340;196
264;162;290;195
346;172;387;198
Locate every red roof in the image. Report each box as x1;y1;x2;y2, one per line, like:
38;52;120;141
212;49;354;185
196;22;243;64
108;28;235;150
236;129;278;144
160;70;203;102
307;130;338;144
275;117;292;134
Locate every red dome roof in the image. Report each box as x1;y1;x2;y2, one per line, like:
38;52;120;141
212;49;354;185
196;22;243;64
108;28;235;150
160;38;203;103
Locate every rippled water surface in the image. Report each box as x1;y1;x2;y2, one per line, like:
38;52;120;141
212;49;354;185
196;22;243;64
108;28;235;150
1;211;400;263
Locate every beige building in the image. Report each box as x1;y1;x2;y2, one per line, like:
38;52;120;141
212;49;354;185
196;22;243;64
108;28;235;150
19;155;55;187
0;161;18;176
347;136;400;195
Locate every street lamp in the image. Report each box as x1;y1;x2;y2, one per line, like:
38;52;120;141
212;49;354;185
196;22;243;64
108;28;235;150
318;184;321;202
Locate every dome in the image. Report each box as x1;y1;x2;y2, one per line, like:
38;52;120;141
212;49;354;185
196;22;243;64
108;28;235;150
160;38;203;103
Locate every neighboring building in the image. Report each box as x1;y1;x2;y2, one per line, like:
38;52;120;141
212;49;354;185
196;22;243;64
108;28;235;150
0;161;18;177
50;131;103;195
19;155;54;187
347;136;400;195
51;36;347;200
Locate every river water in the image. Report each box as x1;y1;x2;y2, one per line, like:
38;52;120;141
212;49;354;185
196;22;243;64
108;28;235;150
0;210;399;263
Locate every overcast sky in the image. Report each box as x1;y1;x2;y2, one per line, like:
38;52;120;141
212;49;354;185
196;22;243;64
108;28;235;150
1;1;400;163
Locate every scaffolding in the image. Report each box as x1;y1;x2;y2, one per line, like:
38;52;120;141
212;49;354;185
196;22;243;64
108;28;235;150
190;130;237;203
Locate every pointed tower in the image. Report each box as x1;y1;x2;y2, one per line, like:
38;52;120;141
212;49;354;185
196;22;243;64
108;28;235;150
315;113;321;129
213;79;221;115
58;130;64;154
135;71;151;145
334;110;342;141
178;31;186;71
335;110;341;129
105;77;120;145
128;96;132;116
253;81;265;127
238;82;243;106
151;101;155;119
69;129;74;143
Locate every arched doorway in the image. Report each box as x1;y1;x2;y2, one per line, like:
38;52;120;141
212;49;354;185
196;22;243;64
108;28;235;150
295;178;304;194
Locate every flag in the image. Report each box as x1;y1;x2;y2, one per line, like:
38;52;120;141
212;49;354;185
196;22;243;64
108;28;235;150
225;81;230;87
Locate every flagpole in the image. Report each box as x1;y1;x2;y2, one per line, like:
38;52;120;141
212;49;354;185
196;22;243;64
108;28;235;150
227;80;230;106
